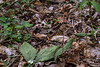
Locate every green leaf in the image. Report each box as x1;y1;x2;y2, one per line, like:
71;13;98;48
24;34;30;40
36;46;59;62
0;16;7;22
19;42;37;62
24;23;33;27
7;27;13;31
21;21;33;27
54;39;73;61
1;31;11;36
91;1;100;14
79;0;88;11
74;33;91;37
10;34;19;38
15;25;23;29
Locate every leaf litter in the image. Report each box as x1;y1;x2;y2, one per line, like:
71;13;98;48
0;0;100;67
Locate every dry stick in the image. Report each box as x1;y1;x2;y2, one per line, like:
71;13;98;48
86;0;94;65
61;12;67;67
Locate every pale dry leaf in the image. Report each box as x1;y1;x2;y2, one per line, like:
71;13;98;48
5;48;12;56
57;16;64;23
32;1;42;6
0;46;7;55
34;33;48;39
72;42;79;49
51;35;69;42
76;64;85;67
0;0;3;4
49;6;54;11
35;62;44;67
65;4;72;10
18;61;26;67
84;48;91;58
91;47;100;60
29;8;39;13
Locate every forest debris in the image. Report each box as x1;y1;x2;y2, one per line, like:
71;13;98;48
0;0;3;4
84;48;91;58
49;6;54;11
32;1;42;6
94;29;100;43
18;61;26;67
51;35;69;42
48;64;58;67
0;46;7;55
29;8;39;13
76;64;85;67
0;63;4;66
5;48;12;56
18;55;26;67
35;62;44;67
72;42;79;49
34;33;48;39
61;4;72;12
57;16;64;23
91;47;100;60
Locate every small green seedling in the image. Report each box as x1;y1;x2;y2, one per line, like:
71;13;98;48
76;0;100;40
0;15;33;42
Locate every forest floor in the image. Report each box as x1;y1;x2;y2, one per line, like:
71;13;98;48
0;0;100;67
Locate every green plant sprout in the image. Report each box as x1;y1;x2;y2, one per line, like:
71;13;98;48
75;0;100;40
19;39;73;65
0;15;33;42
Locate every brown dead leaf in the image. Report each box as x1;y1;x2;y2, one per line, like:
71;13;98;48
29;8;39;13
18;55;26;67
61;4;73;12
65;4;73;10
57;16;63;23
34;33;48;39
72;42;79;49
48;64;58;67
0;46;7;55
76;64;85;67
84;48;91;58
0;63;4;66
32;1;42;6
51;35;69;42
28;19;32;23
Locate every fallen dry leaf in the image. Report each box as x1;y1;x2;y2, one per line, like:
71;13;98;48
76;64;85;67
51;35;69;42
34;33;48;39
32;1;42;6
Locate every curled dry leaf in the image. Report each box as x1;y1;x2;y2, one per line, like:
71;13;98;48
18;55;26;67
61;4;73;12
32;1;42;6
0;0;3;4
91;47;100;60
29;8;39;13
34;33;48;39
51;35;69;42
34;62;44;67
65;4;73;10
0;46;12;55
94;29;100;44
0;46;7;55
76;64;85;67
72;42;79;49
84;48;91;58
49;6;54;11
18;61;26;67
5;48;12;56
